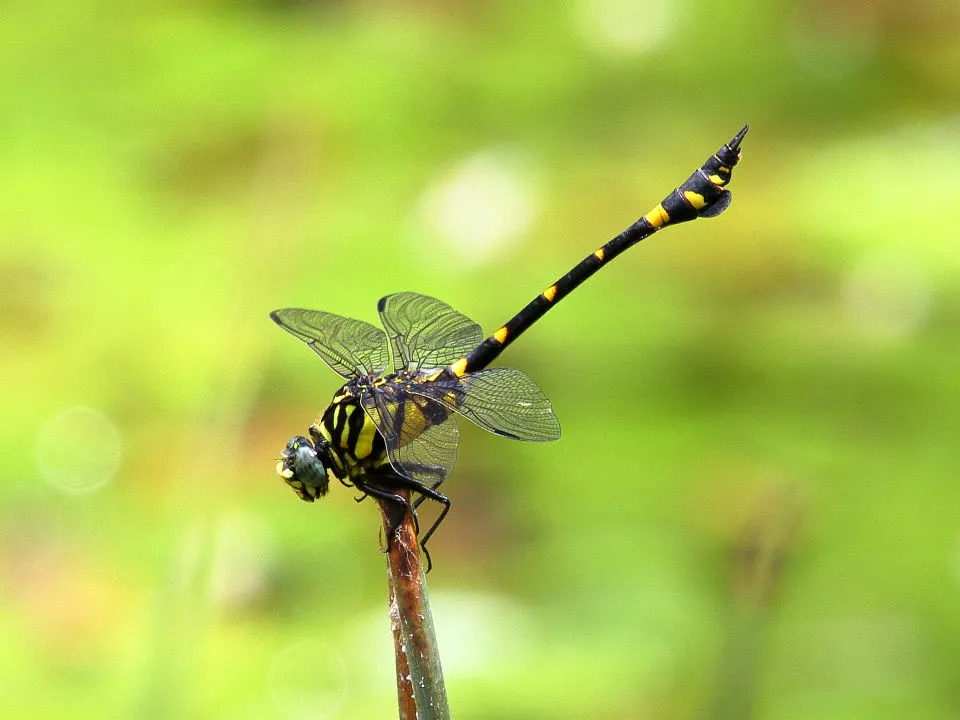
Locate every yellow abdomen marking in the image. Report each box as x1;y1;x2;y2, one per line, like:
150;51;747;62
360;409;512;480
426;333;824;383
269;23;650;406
449;357;468;377
543;285;558;302
709;174;726;186
494;326;509;343
683;190;706;209
644;203;670;228
594;247;605;261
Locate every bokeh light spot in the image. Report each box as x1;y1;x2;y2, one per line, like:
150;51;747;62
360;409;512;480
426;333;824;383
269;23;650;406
574;0;677;57
415;148;539;267
430;590;533;677
34;406;122;495
209;512;278;611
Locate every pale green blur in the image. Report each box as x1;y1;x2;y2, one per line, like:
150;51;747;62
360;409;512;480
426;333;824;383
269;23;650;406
3;1;960;718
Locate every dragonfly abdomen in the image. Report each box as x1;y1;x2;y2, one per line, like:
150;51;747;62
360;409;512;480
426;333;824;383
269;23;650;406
446;125;748;378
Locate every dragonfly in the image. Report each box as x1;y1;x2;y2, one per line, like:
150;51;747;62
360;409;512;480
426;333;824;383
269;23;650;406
273;125;748;568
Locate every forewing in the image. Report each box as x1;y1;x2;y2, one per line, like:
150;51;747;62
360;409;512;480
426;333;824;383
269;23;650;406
360;382;459;486
412;367;560;441
270;308;390;378
377;293;482;371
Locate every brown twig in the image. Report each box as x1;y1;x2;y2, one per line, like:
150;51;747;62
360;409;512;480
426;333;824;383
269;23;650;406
377;491;450;720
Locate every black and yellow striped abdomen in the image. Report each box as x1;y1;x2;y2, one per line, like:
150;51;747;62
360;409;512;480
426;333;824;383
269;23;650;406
443;124;748;379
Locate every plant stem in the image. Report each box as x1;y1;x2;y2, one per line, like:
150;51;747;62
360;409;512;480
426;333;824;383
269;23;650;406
377;492;450;720
387;569;418;720
708;483;803;719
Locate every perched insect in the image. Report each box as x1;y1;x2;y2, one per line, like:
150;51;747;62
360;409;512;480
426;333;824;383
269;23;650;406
273;125;748;566
273;292;560;562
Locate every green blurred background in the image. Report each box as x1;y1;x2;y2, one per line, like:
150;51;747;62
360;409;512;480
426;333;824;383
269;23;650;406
3;1;959;718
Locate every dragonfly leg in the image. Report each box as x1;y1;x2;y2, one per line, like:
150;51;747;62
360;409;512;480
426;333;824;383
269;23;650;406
385;474;451;566
416;488;450;553
359;482;421;547
388;463;446;510
412;478;446;510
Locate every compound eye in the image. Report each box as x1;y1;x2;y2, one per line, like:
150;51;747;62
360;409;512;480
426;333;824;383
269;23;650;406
280;436;330;500
284;436;308;453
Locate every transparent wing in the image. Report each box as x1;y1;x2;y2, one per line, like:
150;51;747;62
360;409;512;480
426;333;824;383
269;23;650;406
411;367;560;441
270;308;390;379
360;382;460;486
377;292;483;371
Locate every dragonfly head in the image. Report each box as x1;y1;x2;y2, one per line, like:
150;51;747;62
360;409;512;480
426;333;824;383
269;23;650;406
277;435;330;501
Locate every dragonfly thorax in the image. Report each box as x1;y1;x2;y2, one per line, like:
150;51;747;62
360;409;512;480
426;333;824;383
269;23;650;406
316;382;388;480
